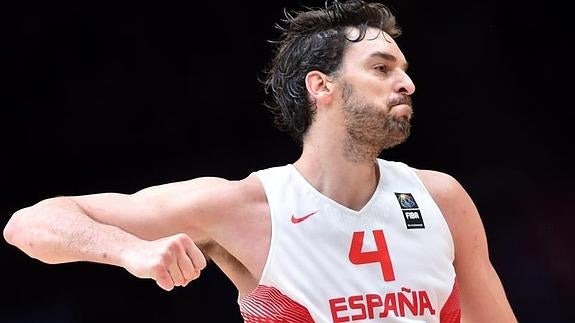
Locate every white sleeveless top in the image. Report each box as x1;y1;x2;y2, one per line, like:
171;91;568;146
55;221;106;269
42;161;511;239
239;159;461;323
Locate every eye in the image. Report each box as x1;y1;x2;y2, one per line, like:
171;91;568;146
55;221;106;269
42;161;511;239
374;64;390;74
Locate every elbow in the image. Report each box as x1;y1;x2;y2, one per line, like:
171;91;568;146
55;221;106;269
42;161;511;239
6;196;68;242
4;206;34;248
3;197;68;258
4;197;78;264
4;204;59;263
3;220;14;245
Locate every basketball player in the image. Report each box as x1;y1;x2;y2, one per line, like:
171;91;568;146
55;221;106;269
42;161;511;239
3;0;517;322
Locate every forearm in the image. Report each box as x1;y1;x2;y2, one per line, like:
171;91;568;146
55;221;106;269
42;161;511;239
3;196;141;266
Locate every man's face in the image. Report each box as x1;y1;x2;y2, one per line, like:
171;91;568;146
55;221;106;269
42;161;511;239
338;28;416;154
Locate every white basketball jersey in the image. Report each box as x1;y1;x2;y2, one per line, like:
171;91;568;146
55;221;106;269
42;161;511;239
239;159;460;323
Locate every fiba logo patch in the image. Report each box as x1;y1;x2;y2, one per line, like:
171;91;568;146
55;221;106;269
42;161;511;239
394;193;425;229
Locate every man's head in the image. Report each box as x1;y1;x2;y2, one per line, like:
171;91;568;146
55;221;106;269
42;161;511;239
263;0;414;154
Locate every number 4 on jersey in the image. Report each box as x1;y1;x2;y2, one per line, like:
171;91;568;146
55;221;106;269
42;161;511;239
348;230;396;281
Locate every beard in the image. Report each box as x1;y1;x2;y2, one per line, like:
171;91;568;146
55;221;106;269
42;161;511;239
341;82;412;162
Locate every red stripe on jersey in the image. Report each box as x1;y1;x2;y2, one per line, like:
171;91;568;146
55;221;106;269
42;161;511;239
239;285;314;323
440;280;461;323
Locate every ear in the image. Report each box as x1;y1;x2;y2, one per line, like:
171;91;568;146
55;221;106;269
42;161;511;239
305;70;334;105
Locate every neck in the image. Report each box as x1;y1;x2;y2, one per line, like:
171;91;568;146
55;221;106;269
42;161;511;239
293;140;380;211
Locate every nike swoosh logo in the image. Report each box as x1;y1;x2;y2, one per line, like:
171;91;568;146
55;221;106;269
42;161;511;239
291;210;319;224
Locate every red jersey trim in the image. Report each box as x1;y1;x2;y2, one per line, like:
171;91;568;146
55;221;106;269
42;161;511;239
440;279;461;323
239;285;314;323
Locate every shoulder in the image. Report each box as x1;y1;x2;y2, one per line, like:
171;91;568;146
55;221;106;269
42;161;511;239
194;174;269;228
223;174;268;205
378;159;470;210
414;168;474;207
414;169;465;202
414;169;480;233
414;168;486;253
204;174;269;216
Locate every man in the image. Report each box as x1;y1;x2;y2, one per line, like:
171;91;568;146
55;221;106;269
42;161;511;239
3;0;517;322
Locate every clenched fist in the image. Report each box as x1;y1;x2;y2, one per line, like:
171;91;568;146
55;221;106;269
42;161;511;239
121;233;207;291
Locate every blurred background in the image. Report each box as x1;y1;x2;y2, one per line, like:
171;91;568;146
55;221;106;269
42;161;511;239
1;0;572;322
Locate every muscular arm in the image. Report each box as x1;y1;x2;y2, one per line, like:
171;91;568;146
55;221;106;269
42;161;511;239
3;176;245;290
417;170;517;323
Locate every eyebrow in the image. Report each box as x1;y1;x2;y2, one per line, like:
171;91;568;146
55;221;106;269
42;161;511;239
369;51;409;70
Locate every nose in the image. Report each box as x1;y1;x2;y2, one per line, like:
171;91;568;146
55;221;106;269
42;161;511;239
396;70;415;95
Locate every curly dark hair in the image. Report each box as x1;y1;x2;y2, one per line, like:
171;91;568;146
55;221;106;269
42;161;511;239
262;0;401;144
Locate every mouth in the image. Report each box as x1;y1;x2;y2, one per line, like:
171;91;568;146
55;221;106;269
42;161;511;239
389;96;412;108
